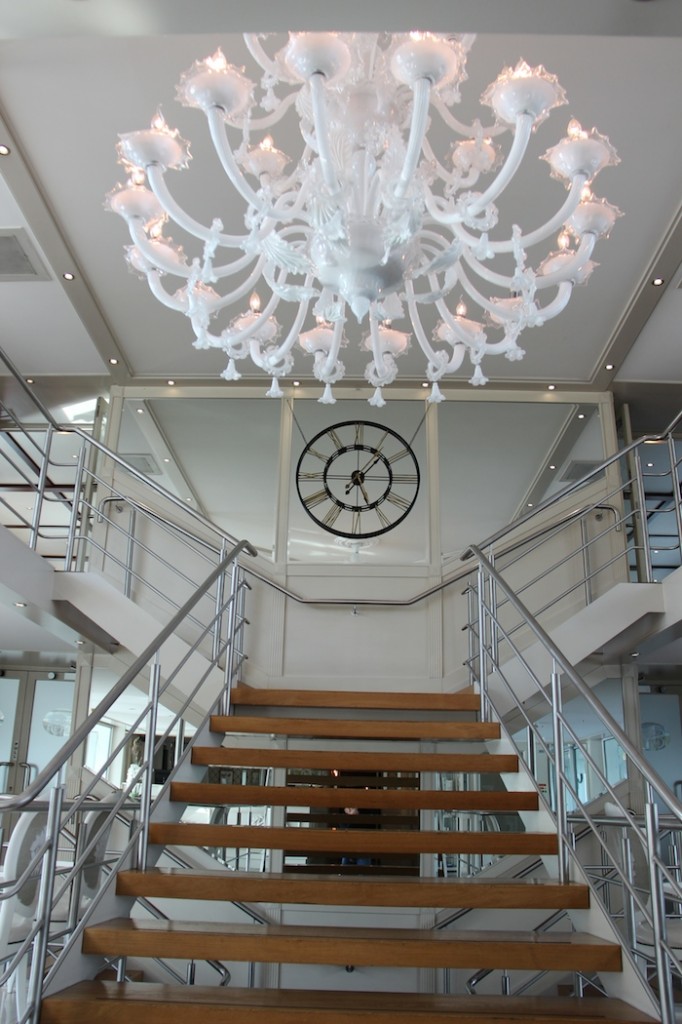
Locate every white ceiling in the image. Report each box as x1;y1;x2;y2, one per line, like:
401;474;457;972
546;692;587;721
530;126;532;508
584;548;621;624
0;1;679;402
0;1;681;657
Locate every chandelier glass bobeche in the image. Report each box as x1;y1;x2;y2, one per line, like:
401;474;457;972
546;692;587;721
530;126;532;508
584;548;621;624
108;32;620;406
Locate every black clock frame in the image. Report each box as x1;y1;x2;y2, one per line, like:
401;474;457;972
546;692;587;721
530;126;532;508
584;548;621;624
295;420;420;539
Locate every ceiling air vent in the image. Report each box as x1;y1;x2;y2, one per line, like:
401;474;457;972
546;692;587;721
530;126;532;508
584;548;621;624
560;460;604;482
121;454;161;476
0;229;50;281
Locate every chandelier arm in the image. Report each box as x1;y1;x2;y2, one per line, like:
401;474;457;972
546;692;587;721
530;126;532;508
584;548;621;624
308;73;341;195
197;288;281;350
435;297;485;347
486;173;588;254
249;280;314;373
205;107;272;210
146;269;188;311
271;150;313;204
128;221;258;281
128;222;191;278
465;113;533;217
534;234;596;290
196;256;269;314
319;313;347;380
241;92;299;131
404;281;447;369
146;165;250;247
394;77;432;200
455;264;516;321
431;93;507;139
505;174;588;252
441;171;588;256
460;249;520;291
422;137;478;192
533;280;573;321
243;33;290;82
368;313;391;384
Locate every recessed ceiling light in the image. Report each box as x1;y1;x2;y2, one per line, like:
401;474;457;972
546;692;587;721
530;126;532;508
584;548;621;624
62;272;75;281
163;457;170;463
167;379;175;386
0;144;10;156
25;378;34;384
293;380;301;387
547;384;556;391
631;651;639;658
527;502;534;507
136;408;144;414
549;464;556;470
647;462;654;468
186;497;192;503
76;639;84;645
421;382;429;389
109;357;119;366
652;277;664;287
605;363;614;371
578;413;585;419
14;602;26;608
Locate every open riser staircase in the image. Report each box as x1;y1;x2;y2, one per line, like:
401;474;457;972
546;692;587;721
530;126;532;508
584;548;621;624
40;685;657;1024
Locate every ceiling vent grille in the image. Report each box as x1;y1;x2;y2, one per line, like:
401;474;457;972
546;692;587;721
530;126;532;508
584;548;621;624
560;460;604;482
0;229;50;281
120;453;161;476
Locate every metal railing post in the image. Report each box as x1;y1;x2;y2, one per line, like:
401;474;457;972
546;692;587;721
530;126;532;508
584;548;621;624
632;447;653;583
621;829;638;958
550;662;568;885
476;564;489;723
466;580;476;691
667;433;682;565
28;423;54;550
580;516;592;605
221;563;241;717
124;507;137;599
644;784;675;1024
28;776;65;1023
137;656;161;872
65;439;87;571
488;550;499;670
212;538;229;663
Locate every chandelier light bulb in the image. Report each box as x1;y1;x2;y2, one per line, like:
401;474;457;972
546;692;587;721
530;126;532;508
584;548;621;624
108;31;620;404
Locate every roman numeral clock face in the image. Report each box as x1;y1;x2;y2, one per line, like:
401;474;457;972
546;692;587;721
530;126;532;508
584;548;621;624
295;421;420;539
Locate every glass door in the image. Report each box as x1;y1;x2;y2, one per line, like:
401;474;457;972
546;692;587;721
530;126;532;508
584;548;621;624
0;670;75;797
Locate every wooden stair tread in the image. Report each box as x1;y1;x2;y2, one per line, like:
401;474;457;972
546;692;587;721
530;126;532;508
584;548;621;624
83;918;622;971
231;685;480;711
170;781;538;811
192;747;518;772
284;773;421;789
41;982;657;1023
211;716;500;740
117;868;590;908
148;822;557;855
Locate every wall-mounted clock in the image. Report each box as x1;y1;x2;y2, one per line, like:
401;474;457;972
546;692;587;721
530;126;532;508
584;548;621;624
295;420;420;539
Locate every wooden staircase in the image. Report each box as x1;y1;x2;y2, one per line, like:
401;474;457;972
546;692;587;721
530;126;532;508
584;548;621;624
41;685;658;1024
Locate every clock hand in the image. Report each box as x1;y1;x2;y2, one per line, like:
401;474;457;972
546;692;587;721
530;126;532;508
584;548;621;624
357;432;389;476
344;470;370;502
345;469;363;496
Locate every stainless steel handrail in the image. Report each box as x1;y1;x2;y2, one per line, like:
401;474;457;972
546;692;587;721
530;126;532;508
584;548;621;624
468;542;681;1021
470;543;682;822
0;538;256;814
462;408;682;560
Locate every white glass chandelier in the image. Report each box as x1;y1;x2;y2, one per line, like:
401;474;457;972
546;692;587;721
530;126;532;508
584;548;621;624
108;32;620;406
